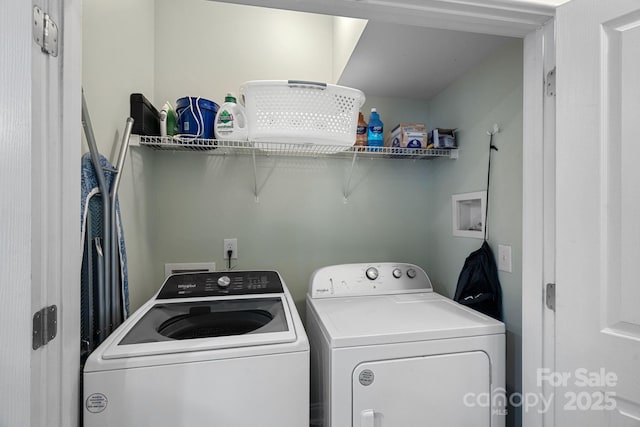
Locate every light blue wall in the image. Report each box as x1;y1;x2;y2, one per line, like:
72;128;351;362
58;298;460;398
425;38;523;426
150;153;433;314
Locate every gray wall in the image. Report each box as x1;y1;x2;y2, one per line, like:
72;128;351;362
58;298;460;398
82;0;157;313
151;154;432;312
425;39;524;426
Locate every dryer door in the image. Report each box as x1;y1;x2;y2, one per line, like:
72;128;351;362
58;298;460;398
353;351;493;426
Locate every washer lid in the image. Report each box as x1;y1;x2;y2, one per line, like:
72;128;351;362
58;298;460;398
101;295;297;359
309;292;504;348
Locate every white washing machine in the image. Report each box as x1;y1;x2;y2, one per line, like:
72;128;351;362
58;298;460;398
306;263;505;427
84;270;309;427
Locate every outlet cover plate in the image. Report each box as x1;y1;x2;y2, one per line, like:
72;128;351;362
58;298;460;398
497;244;512;273
224;238;238;259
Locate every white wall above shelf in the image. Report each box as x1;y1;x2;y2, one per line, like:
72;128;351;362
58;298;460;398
132;135;459;160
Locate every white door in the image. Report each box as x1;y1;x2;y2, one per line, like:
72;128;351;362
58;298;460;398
352;352;492;427
0;1;81;426
0;1;35;425
556;0;640;425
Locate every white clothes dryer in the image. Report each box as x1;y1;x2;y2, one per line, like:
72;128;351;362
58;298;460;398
84;270;309;427
306;262;505;427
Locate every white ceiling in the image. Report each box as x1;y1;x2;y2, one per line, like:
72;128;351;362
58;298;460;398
337;21;514;101
216;0;561;37
502;0;569;5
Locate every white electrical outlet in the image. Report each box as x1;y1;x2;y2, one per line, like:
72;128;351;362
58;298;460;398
224;238;238;259
498;244;512;273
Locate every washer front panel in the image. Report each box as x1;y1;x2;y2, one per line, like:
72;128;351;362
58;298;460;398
158;270;283;299
309;263;432;299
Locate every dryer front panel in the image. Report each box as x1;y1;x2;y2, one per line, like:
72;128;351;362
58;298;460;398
352;351;492;426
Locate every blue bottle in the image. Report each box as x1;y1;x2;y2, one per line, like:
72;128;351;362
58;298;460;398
367;108;384;150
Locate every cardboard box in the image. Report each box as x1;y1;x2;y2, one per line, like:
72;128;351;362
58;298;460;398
429;128;458;149
385;123;427;148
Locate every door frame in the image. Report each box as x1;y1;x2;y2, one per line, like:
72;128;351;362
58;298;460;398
42;1;554;426
522;18;557;427
31;0;83;423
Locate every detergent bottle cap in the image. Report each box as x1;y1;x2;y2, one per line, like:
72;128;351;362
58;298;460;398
224;93;237;103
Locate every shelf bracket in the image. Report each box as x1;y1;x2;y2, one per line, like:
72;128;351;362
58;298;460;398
252;150;259;202
343;151;359;202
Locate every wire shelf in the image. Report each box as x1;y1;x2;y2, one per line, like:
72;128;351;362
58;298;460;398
137;136;458;160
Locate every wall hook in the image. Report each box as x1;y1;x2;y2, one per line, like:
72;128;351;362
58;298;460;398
487;123;500;151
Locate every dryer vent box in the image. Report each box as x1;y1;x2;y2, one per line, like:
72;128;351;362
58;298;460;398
452;191;486;239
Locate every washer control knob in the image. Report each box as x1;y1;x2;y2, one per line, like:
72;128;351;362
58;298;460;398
217;276;231;288
406;268;417;279
365;267;379;281
392;268;402;279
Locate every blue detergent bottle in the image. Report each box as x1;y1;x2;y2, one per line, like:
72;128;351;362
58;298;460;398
367;108;384;149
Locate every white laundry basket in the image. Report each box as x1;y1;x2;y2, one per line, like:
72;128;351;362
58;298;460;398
240;80;366;148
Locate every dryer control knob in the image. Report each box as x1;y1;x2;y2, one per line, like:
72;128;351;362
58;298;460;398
365;267;379;281
217;276;231;288
406;268;417;279
393;268;402;278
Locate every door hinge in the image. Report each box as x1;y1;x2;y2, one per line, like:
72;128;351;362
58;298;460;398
33;305;58;350
546;68;556;97
33;6;59;57
545;283;556;312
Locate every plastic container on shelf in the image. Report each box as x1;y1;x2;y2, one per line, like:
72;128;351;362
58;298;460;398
214;93;248;141
354;112;368;147
367;108;384;149
175;96;219;139
240;80;365;150
130;93;161;136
